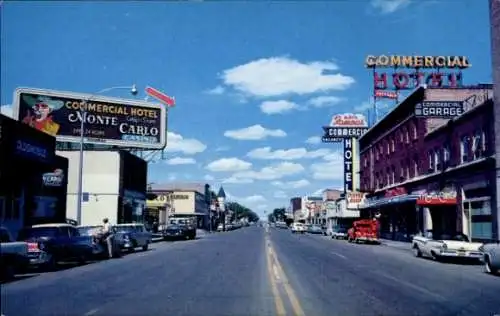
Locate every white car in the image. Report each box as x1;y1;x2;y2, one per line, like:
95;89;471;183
291;223;306;234
331;227;348;240
479;241;500;275
412;231;483;261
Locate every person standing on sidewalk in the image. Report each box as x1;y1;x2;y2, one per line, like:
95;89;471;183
102;218;114;258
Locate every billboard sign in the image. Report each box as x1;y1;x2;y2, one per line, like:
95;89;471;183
322;113;368;143
414;101;464;118
344;138;354;192
346;191;367;209
374;90;398;99
365;55;470;91
13;87;167;149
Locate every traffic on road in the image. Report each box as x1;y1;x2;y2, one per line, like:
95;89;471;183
2;224;499;316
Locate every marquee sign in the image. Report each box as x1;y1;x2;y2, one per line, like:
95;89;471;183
346;191;368;209
365;55;471;91
414;101;464;118
322;113;368;143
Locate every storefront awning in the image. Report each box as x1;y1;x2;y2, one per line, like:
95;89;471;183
360;194;420;209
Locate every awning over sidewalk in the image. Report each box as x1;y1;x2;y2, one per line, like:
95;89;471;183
360;194;420;209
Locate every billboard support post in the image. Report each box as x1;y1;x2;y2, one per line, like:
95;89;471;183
75;85;137;225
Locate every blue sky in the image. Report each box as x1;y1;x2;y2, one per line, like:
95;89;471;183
0;0;493;218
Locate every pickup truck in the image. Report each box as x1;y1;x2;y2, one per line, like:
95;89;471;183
17;223;98;270
1;227;30;281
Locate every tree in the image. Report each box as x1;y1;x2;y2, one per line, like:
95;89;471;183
272;208;286;222
226;201;259;222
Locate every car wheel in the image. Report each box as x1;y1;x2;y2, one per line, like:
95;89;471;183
413;245;422;258
485;257;499;275
430;251;441;262
142;243;149;251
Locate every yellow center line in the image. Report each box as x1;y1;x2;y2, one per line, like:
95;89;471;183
268;241;306;316
266;237;286;315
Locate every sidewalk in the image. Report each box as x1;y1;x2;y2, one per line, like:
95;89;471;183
380;239;412;251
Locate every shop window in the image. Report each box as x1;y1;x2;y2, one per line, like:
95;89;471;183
443;145;450;165
472;130;484;160
434;149;442;171
413;157;419;176
428;150;434;172
411;123;418;140
464;187;491;200
471;222;493;240
460;135;470;163
469;200;492;216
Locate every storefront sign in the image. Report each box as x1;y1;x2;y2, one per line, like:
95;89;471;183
385;187;407;198
322;113;368;143
15;139;50;161
414;101;464;118
42;169;65;187
155;193;190;203
416;189;457;206
346;191;368;209
375;90;398;99
13;88;167;149
365;55;470;90
344;139;354;192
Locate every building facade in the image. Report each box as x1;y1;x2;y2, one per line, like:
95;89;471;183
490;0;500;241
1;114;68;238
359;85;496;242
57;150;148;226
147;183;209;229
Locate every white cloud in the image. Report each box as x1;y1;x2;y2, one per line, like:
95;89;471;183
241;195;267;204
215;146;230;152
308;96;344;108
222;176;254;184
271;179;311;189
260;100;299;115
230;162;304;181
219;57;355;97
305;136;321;145
246;147;331;160
203;174;215;181
310;160;344;180
274;190;287;199
1;104;13;118
206;85;225;95
323;151;344;162
224;125;286;140
206;157;252;172
166;157;196;165
370;0;411;14
166;132;207;155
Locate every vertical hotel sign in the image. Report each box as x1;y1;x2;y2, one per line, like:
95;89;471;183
322;113;368;192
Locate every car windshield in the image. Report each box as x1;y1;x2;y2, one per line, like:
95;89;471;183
434;233;469;242
77;226;102;236
115;225;139;233
18;227;60;240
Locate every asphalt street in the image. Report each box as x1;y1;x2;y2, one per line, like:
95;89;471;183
1;226;499;316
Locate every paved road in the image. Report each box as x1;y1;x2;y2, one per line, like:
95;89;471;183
1;226;499;316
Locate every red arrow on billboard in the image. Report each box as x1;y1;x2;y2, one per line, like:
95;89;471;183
145;86;176;107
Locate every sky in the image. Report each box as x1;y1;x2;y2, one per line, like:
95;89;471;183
0;0;494;218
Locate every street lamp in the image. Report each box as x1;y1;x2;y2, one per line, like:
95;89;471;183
75;84;137;225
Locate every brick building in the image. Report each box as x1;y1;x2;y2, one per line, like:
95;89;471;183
358;85;496;242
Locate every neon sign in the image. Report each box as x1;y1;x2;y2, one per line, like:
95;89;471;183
365;55;471;91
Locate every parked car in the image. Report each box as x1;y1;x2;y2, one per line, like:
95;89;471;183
162;224;191;241
169;218;196;239
412;231;483;262
217;223;224;232
0;227;30;281
76;225;123;258
332;227;349;240
307;225;323;234
291;222;306;234
479;241;500;275
114;223;152;251
17;223;97;270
